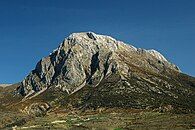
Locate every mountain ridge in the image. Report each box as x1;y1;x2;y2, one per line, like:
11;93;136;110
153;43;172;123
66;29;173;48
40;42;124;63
0;84;12;87
13;32;194;114
0;32;194;129
18;32;180;97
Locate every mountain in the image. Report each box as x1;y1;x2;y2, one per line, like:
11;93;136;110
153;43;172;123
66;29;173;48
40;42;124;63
0;84;12;88
0;32;195;129
16;32;194;112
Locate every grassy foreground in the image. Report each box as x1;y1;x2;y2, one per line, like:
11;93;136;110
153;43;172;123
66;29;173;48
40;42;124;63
2;108;194;130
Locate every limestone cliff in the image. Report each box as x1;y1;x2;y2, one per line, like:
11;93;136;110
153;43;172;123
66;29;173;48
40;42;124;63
17;32;195;112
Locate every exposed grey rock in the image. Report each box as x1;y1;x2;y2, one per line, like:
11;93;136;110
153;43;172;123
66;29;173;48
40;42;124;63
24;103;51;117
18;32;180;98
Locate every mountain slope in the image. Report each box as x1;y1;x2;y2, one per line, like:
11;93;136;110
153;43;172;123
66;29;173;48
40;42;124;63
0;32;194;129
14;32;195;113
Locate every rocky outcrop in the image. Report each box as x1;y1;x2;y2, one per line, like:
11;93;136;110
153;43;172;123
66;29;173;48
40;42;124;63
18;32;179;97
16;32;195;112
24;103;51;117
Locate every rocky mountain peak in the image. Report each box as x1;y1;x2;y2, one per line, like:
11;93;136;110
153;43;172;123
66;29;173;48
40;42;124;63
52;32;172;63
18;32;180;99
147;49;168;62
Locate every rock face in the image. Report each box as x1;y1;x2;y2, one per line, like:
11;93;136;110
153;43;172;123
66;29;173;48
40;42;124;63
17;32;195;111
18;32;178;95
24;103;51;117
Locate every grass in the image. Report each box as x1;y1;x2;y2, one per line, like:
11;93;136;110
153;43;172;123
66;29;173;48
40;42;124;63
3;108;193;130
0;70;194;130
114;128;123;130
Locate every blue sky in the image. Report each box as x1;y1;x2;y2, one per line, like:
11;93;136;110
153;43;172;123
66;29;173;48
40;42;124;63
0;0;195;83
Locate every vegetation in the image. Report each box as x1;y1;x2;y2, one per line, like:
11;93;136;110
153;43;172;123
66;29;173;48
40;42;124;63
1;108;194;130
